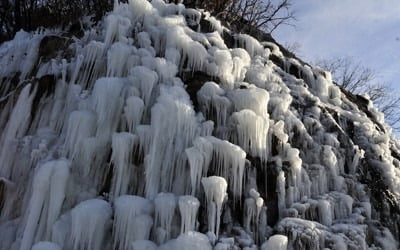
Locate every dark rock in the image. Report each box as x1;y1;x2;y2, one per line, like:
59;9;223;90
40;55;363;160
67;21;84;38
222;30;235;48
30;75;57;120
199;18;214;33
182;71;214;111
38;35;73;62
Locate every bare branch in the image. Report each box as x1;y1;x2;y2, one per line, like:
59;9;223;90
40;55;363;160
316;57;400;132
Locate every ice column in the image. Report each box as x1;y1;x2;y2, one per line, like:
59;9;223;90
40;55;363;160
154;193;177;242
261;235;288;250
0;84;34;178
64;110;97;160
113;195;154;250
20;159;70;250
209;137;246;203
70;199;112;250
179;195;200;234
110;132;138;199
185;137;213;195
124;96;144;133
202;176;228;238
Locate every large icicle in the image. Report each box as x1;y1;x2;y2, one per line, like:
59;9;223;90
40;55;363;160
110;132;138;199
91;77;125;140
124;96;144;133
20;159;70;250
201;176;228;239
0;84;34;179
185;137;213;195
154;193;177;243
207;136;246;203
229;109;269;161
179;195;200;234
145;85;200;198
64;110;97;160
70;199;112;250
113;195;154;250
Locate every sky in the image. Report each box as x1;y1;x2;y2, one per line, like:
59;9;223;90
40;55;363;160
272;0;400;90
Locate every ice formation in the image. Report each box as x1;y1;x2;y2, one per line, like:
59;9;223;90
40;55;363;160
178;195;200;234
202;176;228;238
1;0;400;249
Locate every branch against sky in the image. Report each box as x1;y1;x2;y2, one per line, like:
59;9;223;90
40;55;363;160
193;0;296;33
316;57;400;132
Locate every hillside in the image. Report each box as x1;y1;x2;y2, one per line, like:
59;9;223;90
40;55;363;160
0;0;399;249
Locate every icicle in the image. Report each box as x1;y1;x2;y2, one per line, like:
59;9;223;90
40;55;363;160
202;176;227;238
261;235;288;250
212;49;234;85
164;231;212;250
71;199;112;250
91;77;124;140
124;96;144;133
231;48;251;82
20;159;70;250
235;34;264;57
141;56;178;83
78;41;105;88
131;240;157;250
128;0;154;24
185;137;213;195
154;193;176;242
244;189;264;239
129;66;158;107
318;200;332;226
107;42;134;77
165;26;208;72
113;195;154;250
207;137;246;204
179;195;200;234
204;15;223;33
145;85;200;198
51;212;71;249
0;84;34;178
31;241;62;250
183;8;201;25
230;109;269;161
64;110;97;159
110;132;138;199
277;171;286;219
104;14;132;48
228;87;269;117
136;125;153;155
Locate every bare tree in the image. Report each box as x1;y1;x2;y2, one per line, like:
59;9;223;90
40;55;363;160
225;0;295;33
317;57;400;131
0;0;113;43
187;0;295;34
317;57;375;93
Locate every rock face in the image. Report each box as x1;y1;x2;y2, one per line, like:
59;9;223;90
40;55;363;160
0;0;400;249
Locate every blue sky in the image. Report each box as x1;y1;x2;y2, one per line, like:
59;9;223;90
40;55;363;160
272;0;400;90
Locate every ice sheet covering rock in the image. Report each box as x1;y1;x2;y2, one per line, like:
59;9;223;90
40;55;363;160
0;0;400;249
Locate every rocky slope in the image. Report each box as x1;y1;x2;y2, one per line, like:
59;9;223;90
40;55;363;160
0;0;399;249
